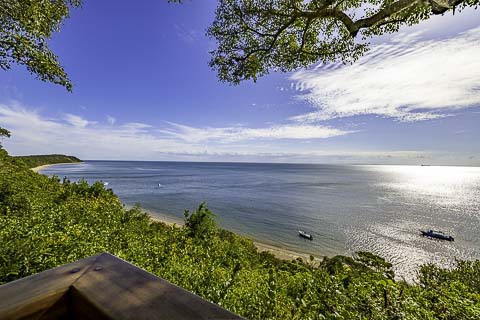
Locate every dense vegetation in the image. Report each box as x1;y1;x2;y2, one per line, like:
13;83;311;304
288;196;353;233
0;148;479;319
14;154;82;168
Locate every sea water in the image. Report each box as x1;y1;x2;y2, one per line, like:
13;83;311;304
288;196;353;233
41;161;480;280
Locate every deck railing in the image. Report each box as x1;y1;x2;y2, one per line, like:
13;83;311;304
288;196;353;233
0;252;242;320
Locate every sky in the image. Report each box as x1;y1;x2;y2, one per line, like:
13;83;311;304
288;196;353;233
0;1;479;165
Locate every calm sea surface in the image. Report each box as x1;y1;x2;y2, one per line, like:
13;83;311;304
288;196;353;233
41;161;480;280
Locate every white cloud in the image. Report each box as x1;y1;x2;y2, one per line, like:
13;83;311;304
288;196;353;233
0;103;351;160
64;114;94;128
159;122;351;143
291;26;480;122
1;104;476;165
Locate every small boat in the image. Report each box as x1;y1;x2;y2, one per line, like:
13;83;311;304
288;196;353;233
103;182;109;186
298;230;313;240
420;229;454;241
158;183;163;187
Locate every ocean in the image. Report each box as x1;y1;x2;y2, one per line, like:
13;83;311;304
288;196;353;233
40;161;480;280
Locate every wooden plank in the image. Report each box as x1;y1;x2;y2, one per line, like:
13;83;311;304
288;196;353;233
72;253;242;320
0;253;243;320
67;286;112;320
37;291;71;320
0;254;99;320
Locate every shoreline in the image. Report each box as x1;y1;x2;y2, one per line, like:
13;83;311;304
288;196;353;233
132;205;324;263
32;165;325;263
32;162;82;173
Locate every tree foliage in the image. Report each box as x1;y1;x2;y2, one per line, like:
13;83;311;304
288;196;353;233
0;127;10;149
0;146;479;319
0;1;188;91
0;127;10;138
0;0;82;91
3;1;478;89
207;0;480;84
14;154;82;168
184;202;217;239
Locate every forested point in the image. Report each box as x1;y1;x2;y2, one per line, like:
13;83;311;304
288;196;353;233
14;154;82;168
0;148;479;319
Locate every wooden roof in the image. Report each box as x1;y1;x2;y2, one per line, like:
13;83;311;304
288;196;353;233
0;252;242;320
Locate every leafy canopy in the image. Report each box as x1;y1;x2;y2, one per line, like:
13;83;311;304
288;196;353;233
207;0;480;84
0;127;10;149
0;0;82;91
3;0;479;89
0;0;183;91
0;127;10;138
0;0;480;91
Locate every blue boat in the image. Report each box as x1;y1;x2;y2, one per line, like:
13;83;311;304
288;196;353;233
421;230;454;241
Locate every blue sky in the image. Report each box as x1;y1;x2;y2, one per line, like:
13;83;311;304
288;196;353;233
0;1;479;165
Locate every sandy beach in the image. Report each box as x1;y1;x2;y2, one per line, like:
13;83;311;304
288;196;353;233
34;162;325;264
141;206;323;263
253;241;323;263
32;162;82;173
32;164;54;173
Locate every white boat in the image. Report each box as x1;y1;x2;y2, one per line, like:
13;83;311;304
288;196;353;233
298;230;313;240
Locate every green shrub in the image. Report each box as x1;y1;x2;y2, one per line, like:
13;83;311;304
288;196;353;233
0;149;479;319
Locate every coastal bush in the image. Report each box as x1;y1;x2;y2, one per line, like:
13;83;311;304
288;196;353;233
0;149;479;319
184;201;217;239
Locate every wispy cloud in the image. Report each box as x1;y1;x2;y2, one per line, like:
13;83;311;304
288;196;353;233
159;122;351;143
1;104;476;165
0;104;177;159
106;115;116;125
174;23;200;44
0;103;351;160
291;26;480;122
64;114;95;128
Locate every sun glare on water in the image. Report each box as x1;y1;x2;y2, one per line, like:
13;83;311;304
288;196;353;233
375;165;480;207
349;165;480;280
